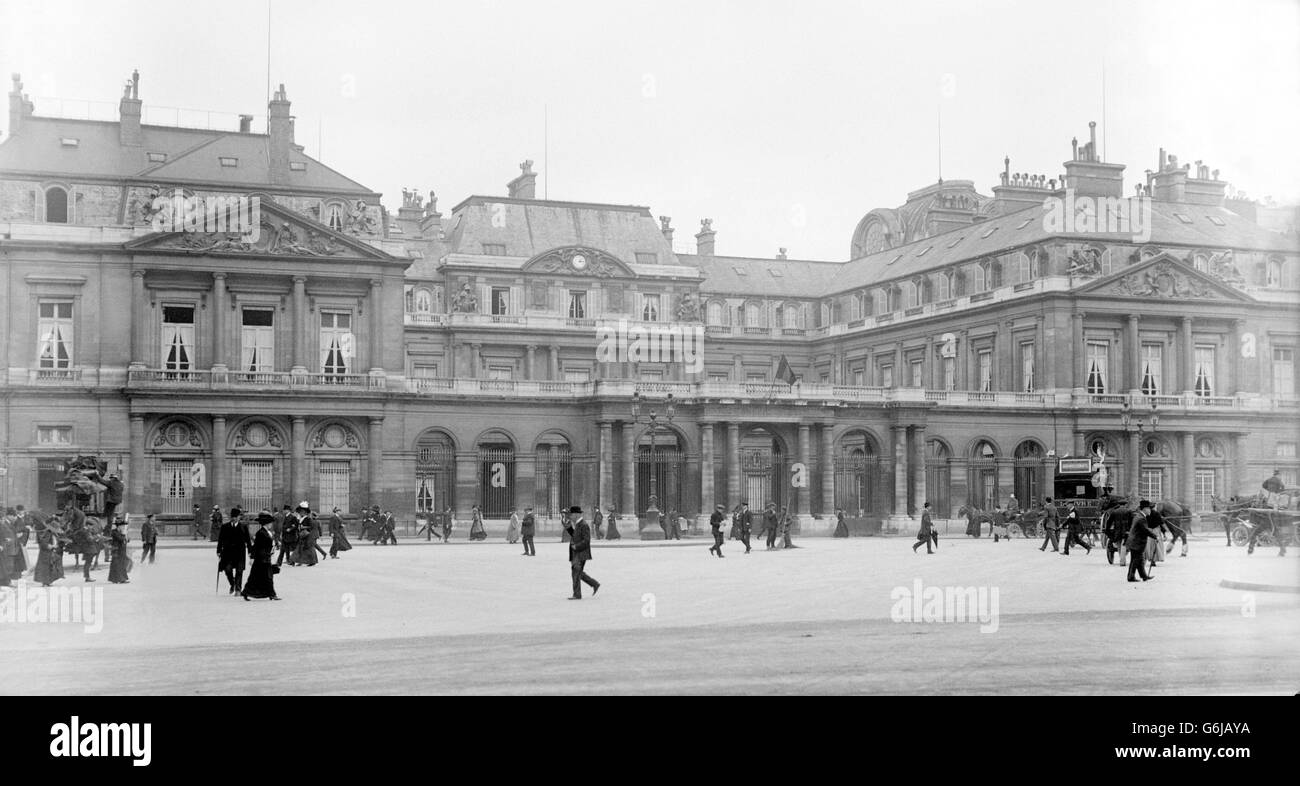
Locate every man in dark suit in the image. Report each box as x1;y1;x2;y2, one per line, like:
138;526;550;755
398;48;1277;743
521;506;536;556
102;473;124;525
563;506;599;599
761;503;779;550
738;502;753;554
217;509;252;594
913;502;935;554
1038;497;1060;552
708;503;726;557
1061;504;1091;555
1126;501;1160;582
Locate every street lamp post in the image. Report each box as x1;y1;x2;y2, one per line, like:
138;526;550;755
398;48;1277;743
1121;398;1160;498
631;391;675;540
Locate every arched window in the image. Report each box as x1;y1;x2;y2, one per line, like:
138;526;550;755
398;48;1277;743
45;186;69;224
325;202;345;232
744;302;761;328
413;288;433;313
854;292;867;319
916;277;933;305
936;271;951;301
1267;258;1282;288
706;300;724;326
783;303;800;329
971;264;986;293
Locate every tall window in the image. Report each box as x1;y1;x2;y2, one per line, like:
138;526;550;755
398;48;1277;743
1140;343;1163;396
937;271;952;301
910;359;924;388
1193;469;1216;512
325;203;344;232
880;365;894;388
707;301;723;325
1020;341;1035;393
413;288;434;313
1266;259;1282;287
318;461;350;514
241;309;274;373
491;287;510;316
241;460;273;512
1086;341;1109;394
971;264;986;293
1194;345;1215;397
45;186;69;223
488;365;513;381
160;460;191;515
642;294;660;322
567;291;587;319
37;301;74;369
1139;469;1163;501
36;426;73;445
1273;347;1295;395
783;304;800;329
320;312;353;376
852;368;865;386
943;356;956;391
854;292;868;319
162;306;195;373
977;349;992;392
744;302;760;328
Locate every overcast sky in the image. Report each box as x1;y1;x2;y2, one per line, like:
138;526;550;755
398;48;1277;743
3;0;1297;260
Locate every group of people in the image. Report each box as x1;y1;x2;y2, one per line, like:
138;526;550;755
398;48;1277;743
0;501;149;587
706;501;798;557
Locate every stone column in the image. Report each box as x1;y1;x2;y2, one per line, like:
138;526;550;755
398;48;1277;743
129;415;145;513
130;271;147;368
291;276;308;373
448;340;457;378
891;425;907;517
1073;429;1086;457
1072;311;1085;392
599;421;613;509
212;416;227;508
212;273;228;371
700;422;715;509
821;424;835;515
291;416;306;504
1127;314;1141;393
1180;316;1194;394
727;422;741;504
796;423;811;516
995;320;1008;391
369;417;384;507
1127;430;1141;496
526;345;537;381
470;343;482;379
1229;320;1243;396
621;422;636;515
549;345;560;380
912;424;927;514
369;279;383;373
1231;432;1247;499
961;328;972;390
925;336;936;390
1180;431;1195;504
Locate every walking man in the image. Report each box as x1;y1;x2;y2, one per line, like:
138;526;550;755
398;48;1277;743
191;503;204;540
738;502;754;554
1061;504;1092;555
913;502;935;554
762;503;778;550
592;506;604;540
140;513;159;564
708;503;725;558
1039;497;1061;552
1126;501;1160;582
217;508;251;595
521;506;536;556
780;506;797;549
564;506;599;599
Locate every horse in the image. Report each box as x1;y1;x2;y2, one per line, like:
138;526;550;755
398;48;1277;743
1155;499;1192;557
957;504;993;538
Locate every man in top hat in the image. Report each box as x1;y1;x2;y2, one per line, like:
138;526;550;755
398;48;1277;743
737;502;754;554
563;506;599;599
103;472;124;525
217;507;252;594
520;506;537;555
140;513;159;564
209;505;223;543
708;503;726;558
1125;501;1161;582
192;503;204;541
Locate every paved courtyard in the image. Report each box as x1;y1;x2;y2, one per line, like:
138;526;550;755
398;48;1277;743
2;533;1296;695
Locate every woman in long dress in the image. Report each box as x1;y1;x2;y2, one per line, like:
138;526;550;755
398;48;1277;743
604;507;621;540
242;518;279;601
506;508;521;544
293;506;320;566
107;521;132;584
328;508;352;558
33;517;66;587
469;506;487;541
833;509;849;538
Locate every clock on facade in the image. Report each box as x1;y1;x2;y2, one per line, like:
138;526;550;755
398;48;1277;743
570;254;588;271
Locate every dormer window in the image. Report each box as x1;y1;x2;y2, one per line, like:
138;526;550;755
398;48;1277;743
981;226;998;239
44;186;69;224
147;152;168;163
635;252;657;265
1016;218;1034;230
768;269;784;277
1207;216;1225;226
325;203;345;232
732;266;749;276
1173;213;1193;224
482;243;506;255
289;161;307;171
219;157;238;167
59;138;79;147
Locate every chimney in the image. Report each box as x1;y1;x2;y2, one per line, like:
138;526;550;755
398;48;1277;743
507;160;537;199
267;83;293;185
1147;150;1188;202
8;73;35;138
777;248;788;260
118;69;142;146
419;189;443;237
1062;120;1124;199
695;219;716;256
1183;160;1227;207
239;114;253;133
659;216;674;246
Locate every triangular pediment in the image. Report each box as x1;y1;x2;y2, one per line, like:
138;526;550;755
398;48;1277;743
1074;252;1255;303
522;246;634;278
126;197;391;260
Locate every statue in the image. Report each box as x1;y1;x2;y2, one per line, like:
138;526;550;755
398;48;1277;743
521;160;534;175
700;218;713;232
1067;246;1102;277
676;291;702;321
427;190;438;215
659;216;671;232
1210;250;1244;284
344;200;378;235
451;283;478;313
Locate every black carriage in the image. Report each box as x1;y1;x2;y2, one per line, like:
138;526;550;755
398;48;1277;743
1229;507;1299;553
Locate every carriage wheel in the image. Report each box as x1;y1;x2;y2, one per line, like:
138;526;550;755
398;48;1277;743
1230;524;1250;547
1258;531;1276;547
1008;524;1023;539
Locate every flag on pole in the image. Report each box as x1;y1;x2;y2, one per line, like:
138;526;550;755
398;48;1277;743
776;355;798;385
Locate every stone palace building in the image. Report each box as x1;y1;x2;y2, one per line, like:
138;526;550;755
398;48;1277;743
2;73;1297;532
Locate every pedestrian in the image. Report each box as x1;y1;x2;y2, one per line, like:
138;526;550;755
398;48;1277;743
592;506;604;540
328;507;352;558
140;513;159;564
360;506;377;542
0;512;16;587
563;506;599;600
1126;501;1160;582
666;507;682;540
729;504;741;541
605;506;621;540
1061;504;1092;555
102;473;124;525
290;503;319;566
311;511;329;560
1144;502;1168;572
780;506;797;549
913;502;935;554
242;516;280;601
2;507;28;578
273;504;289;549
833;508;849;538
990;506;1009;542
191;503;204;540
209;505;223;543
107;520;132;584
737;502;753;554
217;508;251;594
277;507;299;567
442;506;455;542
1038;498;1061;552
507;507;521;544
67;505;100;582
761;502;778;550
521;506;536;556
469;506;487;541
708;504;726;557
33;515;65;587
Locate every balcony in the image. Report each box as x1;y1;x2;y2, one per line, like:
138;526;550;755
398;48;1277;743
126;368;386;393
30;368;84;384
